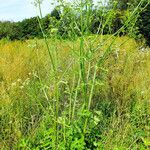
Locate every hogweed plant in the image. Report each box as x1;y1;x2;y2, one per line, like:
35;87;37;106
26;0;150;149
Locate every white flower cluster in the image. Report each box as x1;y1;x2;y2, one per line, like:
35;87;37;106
10;72;33;90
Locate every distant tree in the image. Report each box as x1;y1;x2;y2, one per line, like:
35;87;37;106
42;14;51;32
19;17;42;39
109;0;134;10
41;7;61;37
0;21;20;40
50;7;61;20
138;2;150;46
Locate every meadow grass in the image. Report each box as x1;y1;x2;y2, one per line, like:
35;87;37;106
0;0;150;149
0;35;150;149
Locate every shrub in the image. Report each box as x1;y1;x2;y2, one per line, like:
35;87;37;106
0;21;20;40
138;3;150;46
19;17;42;39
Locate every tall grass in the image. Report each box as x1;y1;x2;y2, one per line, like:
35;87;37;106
0;0;150;149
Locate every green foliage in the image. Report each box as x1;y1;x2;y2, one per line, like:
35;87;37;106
0;0;150;149
109;0;133;10
0;1;150;43
0;7;61;40
51;7;61;20
19;17;42;39
0;21;20;40
138;2;150;46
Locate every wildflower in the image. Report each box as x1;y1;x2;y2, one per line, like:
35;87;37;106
20;86;24;89
17;79;22;82
22;78;30;86
11;82;17;87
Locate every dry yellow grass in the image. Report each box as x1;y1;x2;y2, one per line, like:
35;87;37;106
0;36;150;100
0;36;150;101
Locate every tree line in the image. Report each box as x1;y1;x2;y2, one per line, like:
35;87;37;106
0;0;149;45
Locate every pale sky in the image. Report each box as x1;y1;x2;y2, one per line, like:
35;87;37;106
0;0;103;22
0;0;57;22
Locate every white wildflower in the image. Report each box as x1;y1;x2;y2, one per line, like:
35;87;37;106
28;72;32;76
11;82;17;87
20;86;24;89
17;79;22;82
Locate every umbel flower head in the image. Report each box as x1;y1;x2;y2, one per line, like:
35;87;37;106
33;0;44;7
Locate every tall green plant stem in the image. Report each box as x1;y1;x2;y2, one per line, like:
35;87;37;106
83;65;97;133
36;0;56;73
79;37;88;106
36;1;59;149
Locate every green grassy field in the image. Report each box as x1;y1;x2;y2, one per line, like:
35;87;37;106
0;36;150;149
